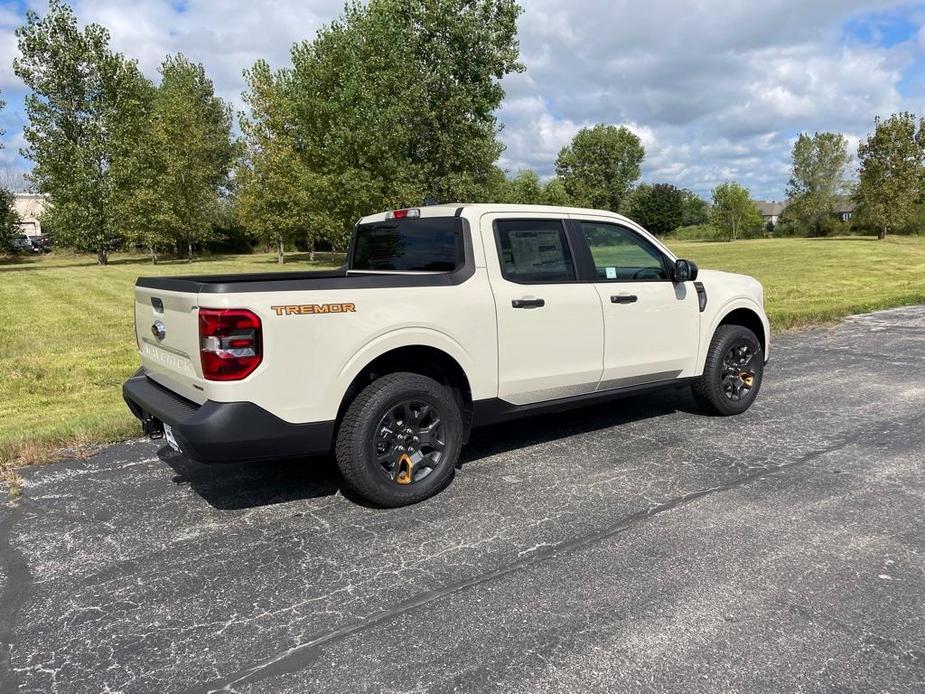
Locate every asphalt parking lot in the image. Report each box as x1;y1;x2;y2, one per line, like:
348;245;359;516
1;306;924;693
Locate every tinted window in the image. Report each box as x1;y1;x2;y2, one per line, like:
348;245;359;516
578;221;668;281
495;219;576;283
352;218;463;272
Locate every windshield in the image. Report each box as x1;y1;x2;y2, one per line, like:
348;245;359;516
351;217;464;272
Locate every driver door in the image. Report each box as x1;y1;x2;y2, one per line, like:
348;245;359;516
572;217;700;388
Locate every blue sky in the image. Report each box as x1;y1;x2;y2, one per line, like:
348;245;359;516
2;0;925;200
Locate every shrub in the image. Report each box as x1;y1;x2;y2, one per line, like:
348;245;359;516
668;224;725;241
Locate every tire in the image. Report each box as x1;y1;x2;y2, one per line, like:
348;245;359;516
335;372;463;507
692;324;764;416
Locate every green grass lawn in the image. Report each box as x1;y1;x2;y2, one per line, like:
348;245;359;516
0;251;341;483
2;236;924;482
667;236;925;328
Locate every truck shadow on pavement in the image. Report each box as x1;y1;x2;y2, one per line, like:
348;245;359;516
159;387;699;511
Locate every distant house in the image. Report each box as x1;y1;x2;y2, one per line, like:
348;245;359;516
755;200;786;226
755;197;856;225
833;196;855;222
12;193;49;238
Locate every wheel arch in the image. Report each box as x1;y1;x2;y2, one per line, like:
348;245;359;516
335;344;474;438
717;306;767;354
697;300;769;375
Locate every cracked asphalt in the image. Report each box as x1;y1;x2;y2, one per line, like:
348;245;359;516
1;306;924;693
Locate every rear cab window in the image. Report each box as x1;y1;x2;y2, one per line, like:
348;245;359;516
351;217;464;272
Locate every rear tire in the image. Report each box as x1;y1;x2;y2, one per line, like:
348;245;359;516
335;372;463;507
692;325;764;416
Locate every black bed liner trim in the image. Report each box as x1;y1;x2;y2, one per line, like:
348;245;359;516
137;218;474;294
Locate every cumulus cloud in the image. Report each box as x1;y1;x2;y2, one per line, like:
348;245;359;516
500;0;924;197
1;0;924;198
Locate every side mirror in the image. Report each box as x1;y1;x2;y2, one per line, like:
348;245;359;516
673;259;698;282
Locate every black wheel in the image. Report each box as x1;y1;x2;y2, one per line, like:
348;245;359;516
335;372;463;507
692;324;764;416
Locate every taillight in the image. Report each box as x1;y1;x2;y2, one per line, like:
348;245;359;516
198;308;262;381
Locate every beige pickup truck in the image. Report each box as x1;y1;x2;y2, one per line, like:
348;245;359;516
124;204;769;506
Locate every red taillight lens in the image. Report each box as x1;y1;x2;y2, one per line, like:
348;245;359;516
198;308;262;381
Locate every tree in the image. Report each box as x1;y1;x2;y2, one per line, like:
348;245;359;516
236;60;332;262
14;0;148;265
0;189;21;252
857;113;925;240
503;169;543;204
152;54;236;261
108;70;163;261
624;183;685;235
680;189;710;227
540;177;571;206
785;132;851;236
710;182;762;241
0;91;18;252
264;0;524;240
555;125;644;212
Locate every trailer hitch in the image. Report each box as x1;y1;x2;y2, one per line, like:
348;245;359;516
142;414;164;440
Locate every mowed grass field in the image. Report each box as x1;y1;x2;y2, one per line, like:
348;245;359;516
2;235;925;483
0;252;341;485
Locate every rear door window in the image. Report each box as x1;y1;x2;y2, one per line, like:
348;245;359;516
495;219;576;283
352;218;464;272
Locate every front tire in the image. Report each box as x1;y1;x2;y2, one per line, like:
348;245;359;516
335;373;463;507
692;325;764;416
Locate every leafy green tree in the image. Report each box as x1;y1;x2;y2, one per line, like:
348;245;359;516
109;70;163;261
152;54;236;261
503;169;543;203
785;132;851;236
236;60;334;260
267;0;524;239
624;183;685;235
555;125;644;212
540;177;571;206
710;182;762;241
0;91;18;253
857;113;925;240
14;0;150;264
0;189;21;252
680;189;710;226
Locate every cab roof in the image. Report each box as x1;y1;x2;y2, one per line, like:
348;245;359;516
358;203;634;225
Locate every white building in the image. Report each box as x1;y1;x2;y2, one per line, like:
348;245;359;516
12;193;49;238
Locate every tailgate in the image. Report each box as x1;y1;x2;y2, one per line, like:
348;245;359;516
134;285;206;404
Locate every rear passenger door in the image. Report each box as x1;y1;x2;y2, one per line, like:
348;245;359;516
571;218;700;388
482;214;604;406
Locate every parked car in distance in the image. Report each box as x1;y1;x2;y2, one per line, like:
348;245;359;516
8;234;39;253
124;204;770;506
30;234;52;253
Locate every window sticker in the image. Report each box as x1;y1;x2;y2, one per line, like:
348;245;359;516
605;267;617;279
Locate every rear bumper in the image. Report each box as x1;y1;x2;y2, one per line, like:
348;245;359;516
122;370;334;463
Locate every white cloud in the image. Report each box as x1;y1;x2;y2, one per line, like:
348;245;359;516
2;0;924;199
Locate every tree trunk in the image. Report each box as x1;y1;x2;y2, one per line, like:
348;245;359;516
879;226;887;241
308;235;315;262
277;236;285;264
151;246;158;265
187;240;193;263
97;247;109;266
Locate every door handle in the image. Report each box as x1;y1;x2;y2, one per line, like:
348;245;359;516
512;298;545;309
611;294;638;304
